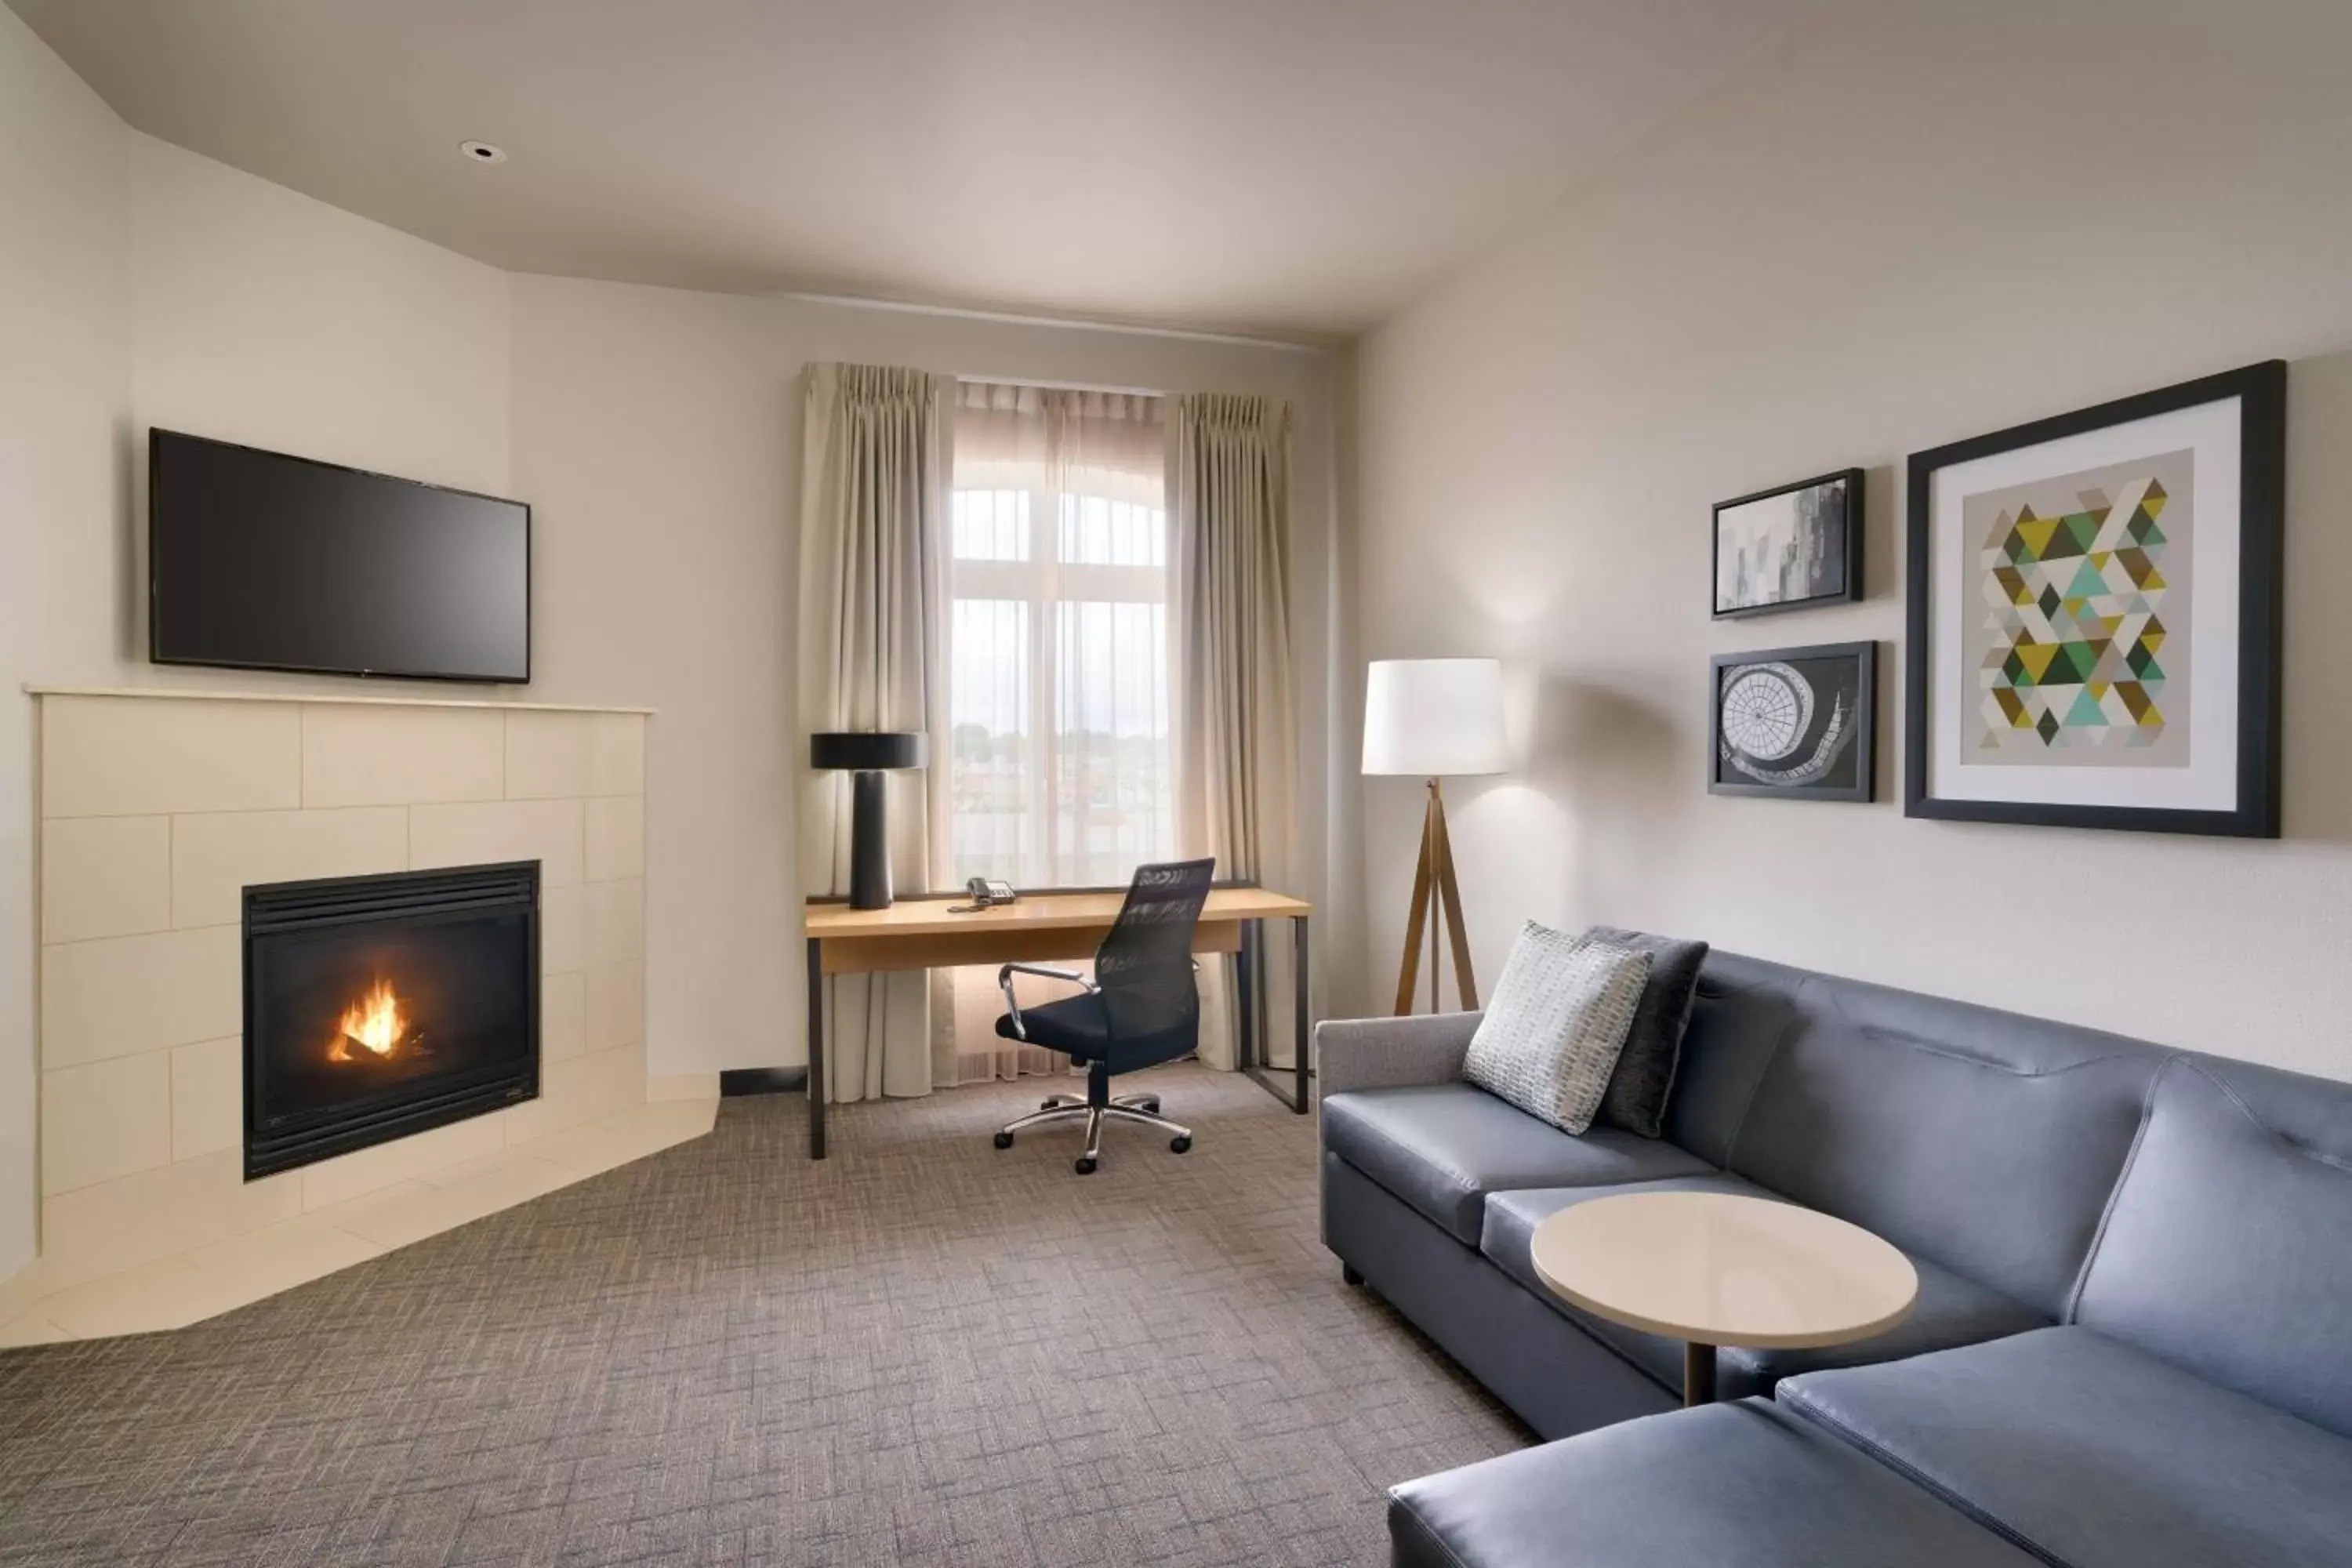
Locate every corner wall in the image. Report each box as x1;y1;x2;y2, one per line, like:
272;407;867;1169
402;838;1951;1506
1354;0;2352;1080
0;5;132;1286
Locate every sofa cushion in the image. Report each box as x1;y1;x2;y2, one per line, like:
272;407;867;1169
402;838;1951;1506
1463;924;1651;1134
1714;957;2162;1318
1320;1083;1711;1245
1482;1178;2046;1400
1779;1326;2352;1568
1585;925;1708;1139
1389;1399;2042;1568
2069;1054;2352;1436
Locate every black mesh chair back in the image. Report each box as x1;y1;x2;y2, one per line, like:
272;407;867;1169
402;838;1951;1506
1094;858;1217;1047
990;858;1218;1173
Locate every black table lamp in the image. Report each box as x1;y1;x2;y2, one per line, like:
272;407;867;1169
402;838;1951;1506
810;731;927;909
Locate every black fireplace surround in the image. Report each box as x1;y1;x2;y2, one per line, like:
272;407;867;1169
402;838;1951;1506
244;862;539;1179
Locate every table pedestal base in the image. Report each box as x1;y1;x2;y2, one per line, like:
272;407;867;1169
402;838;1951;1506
1683;1341;1717;1407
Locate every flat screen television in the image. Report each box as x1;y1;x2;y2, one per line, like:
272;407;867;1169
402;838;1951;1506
150;429;531;683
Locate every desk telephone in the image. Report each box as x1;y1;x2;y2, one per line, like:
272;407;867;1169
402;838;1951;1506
953;877;1017;913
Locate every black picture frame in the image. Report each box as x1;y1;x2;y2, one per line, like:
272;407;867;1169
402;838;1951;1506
1709;640;1877;803
1903;361;2285;837
1711;467;1864;619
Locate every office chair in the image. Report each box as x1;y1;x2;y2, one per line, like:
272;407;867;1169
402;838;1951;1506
989;858;1216;1174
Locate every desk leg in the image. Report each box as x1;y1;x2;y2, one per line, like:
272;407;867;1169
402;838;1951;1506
1293;914;1310;1114
1240;914;1312;1114
1683;1341;1716;1406
806;937;826;1161
1234;919;1258;1074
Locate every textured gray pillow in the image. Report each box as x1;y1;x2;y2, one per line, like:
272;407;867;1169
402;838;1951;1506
1584;926;1711;1140
1463;923;1652;1135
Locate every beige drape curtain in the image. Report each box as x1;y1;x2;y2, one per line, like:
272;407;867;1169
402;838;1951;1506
1171;394;1300;1071
797;362;954;1102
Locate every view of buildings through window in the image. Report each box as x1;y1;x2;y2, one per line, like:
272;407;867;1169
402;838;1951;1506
947;477;1174;887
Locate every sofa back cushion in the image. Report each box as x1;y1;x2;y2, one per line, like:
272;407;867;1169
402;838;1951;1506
1660;953;1800;1165
2070;1054;2352;1436
1682;954;2162;1319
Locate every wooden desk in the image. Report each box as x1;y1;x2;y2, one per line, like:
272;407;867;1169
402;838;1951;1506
803;886;1312;1159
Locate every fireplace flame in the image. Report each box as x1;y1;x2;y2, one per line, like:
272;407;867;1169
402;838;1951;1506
328;978;410;1063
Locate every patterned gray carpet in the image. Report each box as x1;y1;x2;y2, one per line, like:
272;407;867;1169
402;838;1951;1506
0;1066;1524;1566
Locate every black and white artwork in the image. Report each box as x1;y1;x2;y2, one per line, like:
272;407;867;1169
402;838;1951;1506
1712;468;1864;619
1710;641;1876;802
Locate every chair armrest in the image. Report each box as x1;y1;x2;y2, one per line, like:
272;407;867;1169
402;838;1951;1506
1314;1011;1481;1098
998;962;1098;1040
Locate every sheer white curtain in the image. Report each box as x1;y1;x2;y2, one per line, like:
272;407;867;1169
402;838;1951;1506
942;380;1174;1085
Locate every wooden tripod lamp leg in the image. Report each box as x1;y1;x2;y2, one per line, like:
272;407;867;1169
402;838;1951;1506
1392;782;1438;1014
1430;781;1479;1011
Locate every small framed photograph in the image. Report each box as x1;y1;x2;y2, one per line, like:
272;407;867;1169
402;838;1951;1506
1712;468;1864;619
1904;361;2285;837
1711;641;1876;802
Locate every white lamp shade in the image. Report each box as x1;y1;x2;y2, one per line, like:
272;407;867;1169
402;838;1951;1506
1362;659;1508;777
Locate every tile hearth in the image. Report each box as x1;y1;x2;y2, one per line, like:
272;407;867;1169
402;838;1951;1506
0;1097;715;1345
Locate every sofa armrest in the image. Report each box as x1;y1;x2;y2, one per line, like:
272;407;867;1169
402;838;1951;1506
1316;1012;1481;1098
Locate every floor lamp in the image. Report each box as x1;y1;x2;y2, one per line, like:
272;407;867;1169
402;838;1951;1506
1363;659;1508;1014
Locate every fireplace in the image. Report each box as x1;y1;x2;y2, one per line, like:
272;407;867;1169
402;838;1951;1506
244;862;539;1179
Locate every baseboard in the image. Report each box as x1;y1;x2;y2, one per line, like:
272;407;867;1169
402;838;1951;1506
647;1073;722;1102
719;1067;810;1098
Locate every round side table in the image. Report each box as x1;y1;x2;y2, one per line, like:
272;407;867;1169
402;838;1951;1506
1530;1190;1918;1406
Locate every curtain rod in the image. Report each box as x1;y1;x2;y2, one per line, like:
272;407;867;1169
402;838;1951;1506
957;372;1167;398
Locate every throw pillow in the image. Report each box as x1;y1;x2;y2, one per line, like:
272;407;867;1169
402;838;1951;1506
1463;922;1652;1135
1584;927;1711;1140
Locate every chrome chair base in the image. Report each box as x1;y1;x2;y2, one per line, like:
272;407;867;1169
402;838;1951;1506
993;1091;1192;1174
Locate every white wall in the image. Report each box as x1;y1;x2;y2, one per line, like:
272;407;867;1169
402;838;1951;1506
0;5;131;1284
131;137;513;508
511;281;1352;1073
1355;0;2352;1081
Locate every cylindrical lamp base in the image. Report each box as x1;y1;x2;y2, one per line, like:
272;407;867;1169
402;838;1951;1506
848;769;893;910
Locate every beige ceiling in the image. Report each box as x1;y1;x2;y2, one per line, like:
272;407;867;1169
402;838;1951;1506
9;0;1815;340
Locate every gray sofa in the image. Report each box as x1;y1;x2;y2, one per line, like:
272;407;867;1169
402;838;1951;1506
1317;951;2352;1568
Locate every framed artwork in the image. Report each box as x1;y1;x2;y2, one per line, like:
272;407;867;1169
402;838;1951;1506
1710;640;1876;802
1904;361;2285;837
1711;468;1864;619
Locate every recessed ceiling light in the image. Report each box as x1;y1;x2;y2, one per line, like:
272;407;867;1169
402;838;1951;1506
459;140;506;165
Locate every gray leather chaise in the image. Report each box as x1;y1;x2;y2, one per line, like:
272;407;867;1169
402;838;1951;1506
1318;952;2352;1568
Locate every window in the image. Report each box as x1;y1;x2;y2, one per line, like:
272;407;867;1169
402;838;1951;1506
949;383;1171;888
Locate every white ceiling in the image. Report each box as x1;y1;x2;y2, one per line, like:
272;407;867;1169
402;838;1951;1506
9;0;1814;340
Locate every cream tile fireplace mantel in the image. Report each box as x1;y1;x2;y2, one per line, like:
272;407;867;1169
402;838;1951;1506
2;687;713;1345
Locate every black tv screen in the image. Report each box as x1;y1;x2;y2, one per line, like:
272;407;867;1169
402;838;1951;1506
150;430;530;683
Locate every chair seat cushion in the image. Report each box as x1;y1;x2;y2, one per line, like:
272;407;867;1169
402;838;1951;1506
1481;1176;2049;1401
1779;1326;2352;1568
995;993;1191;1074
1389;1399;2040;1568
1320;1082;1711;1245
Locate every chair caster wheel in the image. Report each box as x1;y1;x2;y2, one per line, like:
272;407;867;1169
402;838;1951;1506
1170;1135;1192;1154
993;1131;1014;1150
1074;1156;1098;1174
